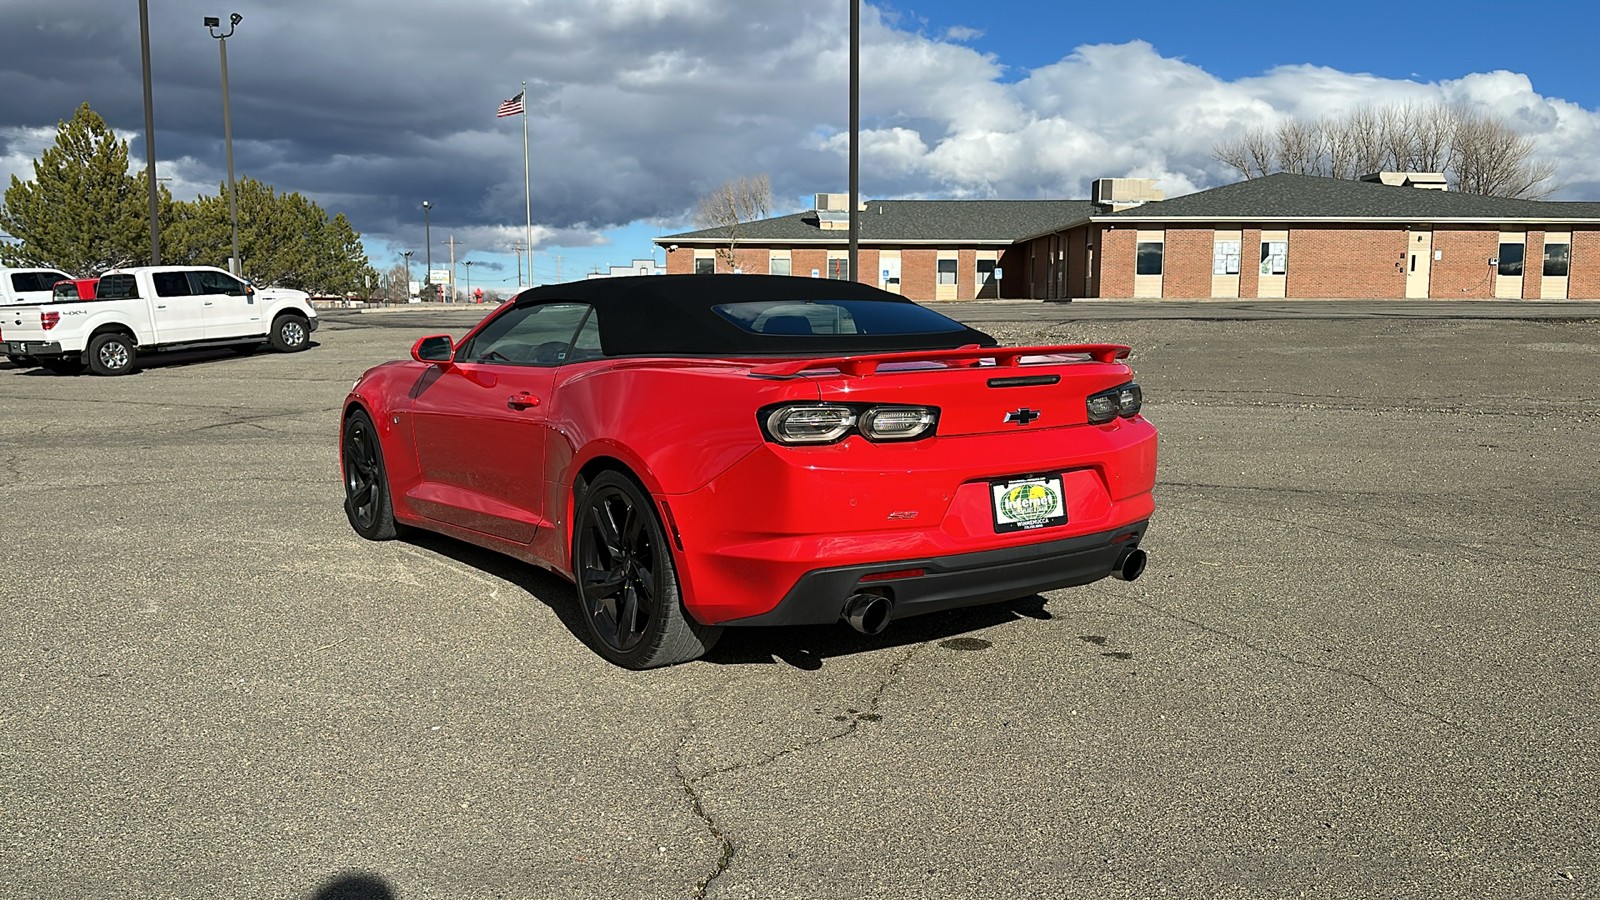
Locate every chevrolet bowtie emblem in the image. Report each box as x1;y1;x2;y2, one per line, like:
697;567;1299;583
1005;408;1041;426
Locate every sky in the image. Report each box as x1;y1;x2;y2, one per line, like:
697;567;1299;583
2;0;1599;292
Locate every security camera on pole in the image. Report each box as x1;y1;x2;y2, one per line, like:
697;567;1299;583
205;12;244;276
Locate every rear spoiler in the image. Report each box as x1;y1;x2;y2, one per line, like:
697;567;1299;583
749;343;1131;378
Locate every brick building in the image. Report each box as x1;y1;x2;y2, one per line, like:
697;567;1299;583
656;174;1600;301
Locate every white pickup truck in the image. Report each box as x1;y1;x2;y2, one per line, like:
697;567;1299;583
0;265;318;375
1;266;72;306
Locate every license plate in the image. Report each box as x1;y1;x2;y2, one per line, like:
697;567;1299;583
990;473;1067;533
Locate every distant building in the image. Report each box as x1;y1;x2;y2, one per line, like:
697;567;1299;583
586;258;662;280
656;175;1600;300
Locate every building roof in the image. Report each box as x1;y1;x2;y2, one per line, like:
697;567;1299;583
1101;172;1600;222
658;199;1096;246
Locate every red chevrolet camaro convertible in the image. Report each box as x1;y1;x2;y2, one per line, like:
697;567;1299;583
341;275;1156;668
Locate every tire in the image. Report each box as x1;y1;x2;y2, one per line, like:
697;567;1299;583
41;357;86;375
269;314;311;352
572;470;721;669
86;333;137;376
342;409;404;541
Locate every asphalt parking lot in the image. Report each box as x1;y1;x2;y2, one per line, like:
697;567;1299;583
3;300;1597;899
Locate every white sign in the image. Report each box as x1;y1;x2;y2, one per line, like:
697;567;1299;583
429;269;452;283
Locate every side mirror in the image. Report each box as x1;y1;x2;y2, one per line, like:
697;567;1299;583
411;334;454;365
244;284;256;296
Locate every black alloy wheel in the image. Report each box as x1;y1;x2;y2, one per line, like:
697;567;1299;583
574;471;720;669
342;410;401;540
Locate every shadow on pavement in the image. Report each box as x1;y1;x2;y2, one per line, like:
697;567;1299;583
399;529;1052;670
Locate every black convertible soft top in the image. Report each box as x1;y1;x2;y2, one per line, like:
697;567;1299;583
509;274;996;356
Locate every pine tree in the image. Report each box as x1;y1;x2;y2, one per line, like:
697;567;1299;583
165;177;375;294
0;103;152;273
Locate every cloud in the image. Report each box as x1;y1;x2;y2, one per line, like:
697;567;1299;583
2;0;1597;264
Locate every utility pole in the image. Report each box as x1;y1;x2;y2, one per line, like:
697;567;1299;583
514;240;523;289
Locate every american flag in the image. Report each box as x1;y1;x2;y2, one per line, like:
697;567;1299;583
496;90;525;118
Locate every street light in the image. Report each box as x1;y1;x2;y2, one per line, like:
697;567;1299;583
463;260;474;302
139;0;160;265
205;13;243;276
400;250;413;301
421;201;433;302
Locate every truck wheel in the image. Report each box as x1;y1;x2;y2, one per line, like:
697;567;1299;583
270;314;310;352
87;333;137;376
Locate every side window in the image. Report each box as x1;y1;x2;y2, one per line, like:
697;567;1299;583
191;269;247;295
458;302;591;366
569;309;604;362
152;272;193;297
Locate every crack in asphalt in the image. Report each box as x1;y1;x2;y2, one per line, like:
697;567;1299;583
676;645;919;899
1129;596;1467;733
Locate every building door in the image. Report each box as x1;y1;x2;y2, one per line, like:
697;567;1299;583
1405;229;1433;299
880;255;901;294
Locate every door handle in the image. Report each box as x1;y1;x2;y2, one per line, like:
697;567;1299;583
507;392;540;409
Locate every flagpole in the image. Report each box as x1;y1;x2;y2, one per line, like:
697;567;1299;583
522;79;533;288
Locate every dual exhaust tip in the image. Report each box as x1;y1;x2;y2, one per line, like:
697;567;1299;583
842;546;1147;635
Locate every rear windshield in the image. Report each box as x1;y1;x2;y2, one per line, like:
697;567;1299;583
713;300;968;337
52;283;78;300
97;274;140;300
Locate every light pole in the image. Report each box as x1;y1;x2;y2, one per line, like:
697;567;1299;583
463;260;474;302
400;250;413;301
421;201;433;301
205;13;243;276
139;0;160;265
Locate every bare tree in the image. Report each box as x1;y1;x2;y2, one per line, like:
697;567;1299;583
380;261;410;302
1277;119;1326;176
1213;126;1278;179
1212;103;1556;198
694;174;772;271
1450;109;1558;198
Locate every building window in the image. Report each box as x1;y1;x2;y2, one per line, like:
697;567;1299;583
827;258;849;280
770;256;792;277
937;258;958;285
1212;240;1240;275
1136;242;1163;276
1259;241;1287;275
977;259;997;290
1544;243;1570;277
1497;243;1524;277
694;257;715;275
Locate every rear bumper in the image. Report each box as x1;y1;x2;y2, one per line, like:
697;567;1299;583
721;519;1149;627
1;340;62;356
666;415;1158;624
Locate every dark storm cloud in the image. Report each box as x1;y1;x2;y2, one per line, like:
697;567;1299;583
0;0;858;248
4;1;1596;257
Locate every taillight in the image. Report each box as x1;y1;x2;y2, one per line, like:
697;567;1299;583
41;311;60;331
1086;382;1142;424
760;403;940;445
